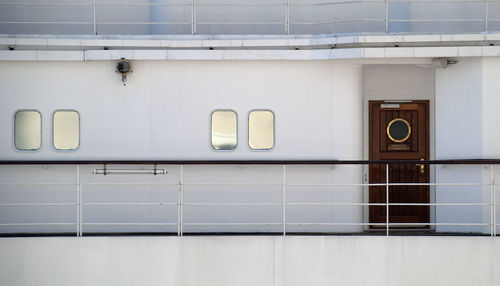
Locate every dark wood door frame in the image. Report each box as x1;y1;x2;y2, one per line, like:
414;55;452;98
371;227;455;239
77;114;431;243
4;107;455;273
368;100;430;228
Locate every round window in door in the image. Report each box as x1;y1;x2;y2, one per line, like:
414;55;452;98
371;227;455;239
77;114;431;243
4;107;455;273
387;118;411;143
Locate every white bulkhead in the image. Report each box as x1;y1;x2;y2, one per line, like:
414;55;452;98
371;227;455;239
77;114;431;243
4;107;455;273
2;55;500;234
0;61;362;160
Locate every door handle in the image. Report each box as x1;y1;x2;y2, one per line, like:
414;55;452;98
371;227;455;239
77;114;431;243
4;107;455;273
415;158;425;174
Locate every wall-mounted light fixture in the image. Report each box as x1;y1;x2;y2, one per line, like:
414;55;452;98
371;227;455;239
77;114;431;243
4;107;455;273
116;57;131;85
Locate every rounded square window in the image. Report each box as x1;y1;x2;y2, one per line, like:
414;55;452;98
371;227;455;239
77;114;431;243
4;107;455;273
14;110;41;150
249;110;274;150
211;110;237;150
53;110;80;150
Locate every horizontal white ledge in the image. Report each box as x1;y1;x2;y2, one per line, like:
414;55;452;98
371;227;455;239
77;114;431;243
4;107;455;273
2;33;500;49
0;46;500;61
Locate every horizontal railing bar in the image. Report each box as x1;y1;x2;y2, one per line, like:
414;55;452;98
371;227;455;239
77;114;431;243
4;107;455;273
389;19;484;22
291;1;384;6
292;19;385;25
183;203;282;206
286;202;489;206
0;183;76;186
392;0;488;2
0;203;76;206
184;183;281;187
183;222;282;226
287;222;490;226
291;0;487;5
287;183;489;187
197;21;284;25
146;182;486;187
182;189;280;192
181;222;489;226
286;222;387;226
99;22;190;25
1;19;494;26
0;21;92;25
0;202;488;207
0;183;488;189
0;2;93;7
83;202;176;206
0;223;76;226
83;183;178;186
179;202;489;206
2;159;499;164
96;3;190;6
0;2;92;6
83;223;177;225
196;3;285;6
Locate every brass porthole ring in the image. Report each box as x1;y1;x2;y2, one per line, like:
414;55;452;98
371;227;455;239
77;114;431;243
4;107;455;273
386;118;411;143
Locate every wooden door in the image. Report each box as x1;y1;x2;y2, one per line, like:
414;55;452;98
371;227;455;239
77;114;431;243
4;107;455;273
369;101;430;227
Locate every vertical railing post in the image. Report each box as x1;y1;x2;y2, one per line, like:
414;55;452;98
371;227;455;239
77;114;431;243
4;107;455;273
93;0;97;35
493;165;496;237
284;0;290;35
386;163;389;237
283;165;287;236
191;0;196;35
79;179;83;237
491;165;494;236
178;165;184;236
385;0;389;33
486;0;489;32
76;165;80;237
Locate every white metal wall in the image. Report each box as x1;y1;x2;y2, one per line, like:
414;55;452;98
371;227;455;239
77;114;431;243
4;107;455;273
0;61;363;160
2;59;500;234
0;61;364;233
1;236;499;286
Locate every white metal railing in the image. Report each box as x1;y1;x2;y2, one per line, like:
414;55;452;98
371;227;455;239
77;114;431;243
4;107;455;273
0;162;498;236
0;1;499;35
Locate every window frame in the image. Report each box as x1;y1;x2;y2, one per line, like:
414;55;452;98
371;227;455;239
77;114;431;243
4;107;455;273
13;109;42;152
247;109;275;151
52;109;80;151
210;109;238;151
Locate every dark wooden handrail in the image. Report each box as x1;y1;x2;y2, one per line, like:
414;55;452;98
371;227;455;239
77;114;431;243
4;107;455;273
1;159;500;165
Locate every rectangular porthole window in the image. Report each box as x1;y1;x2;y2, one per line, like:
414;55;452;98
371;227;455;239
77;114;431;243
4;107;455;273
14;110;41;150
53;110;80;150
211;110;237;150
249;110;274;150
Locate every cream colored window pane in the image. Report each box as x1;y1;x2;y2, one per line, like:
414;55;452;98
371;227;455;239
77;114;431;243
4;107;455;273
14;110;41;150
53;111;79;150
249;110;274;150
211;111;237;150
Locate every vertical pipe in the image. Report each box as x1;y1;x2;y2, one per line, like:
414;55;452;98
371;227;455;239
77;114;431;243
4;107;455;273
180;165;184;236
76;165;80;237
191;0;196;35
491;165;494;236
93;0;97;35
385;0;389;33
283;165;287;236
386;164;389;237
